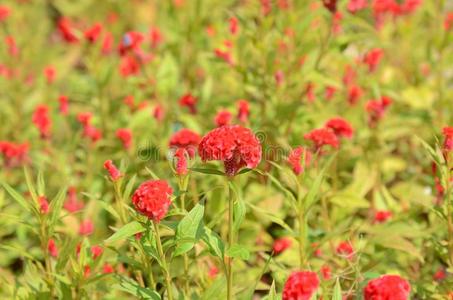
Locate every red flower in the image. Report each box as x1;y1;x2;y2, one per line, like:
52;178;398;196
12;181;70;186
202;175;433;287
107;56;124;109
77;112;92;126
169;128;201;158
287;146;312;175
272;237;292;254
363;48;384;72
5;36;18;57
374;210;392;223
282;271;320;300
58;95;69;115
91;245;103;259
79;219;94;236
343;65;357;86
332;11;343;34
102;32;114;55
0;141;28;167
174;148;188;175
118;31;144;55
275;70;284;86
214;48;233;65
64;186;84;213
84;265;91;278
322;0;338;13
325;117;354;139
433;268;447;281
32;105;52;139
103;263;115;274
208;265;219;278
116;128;132;149
198;125;262;176
132;180;173;222
39;196;50;214
347;84;363;105
57;17;79;43
120;55;140;77
0;5;10;22
336;241;354;259
153;104;165;121
84;23;103;43
237;99;250;122
48;239;58;258
260;0;272;16
229;17;239;35
442;127;453;152
83;125;103;143
179;93;197;114
325;86;337;100
44;66;56;84
104;160;122;181
215;110;233;127
149;27;164;48
348;0;368;13
304;82;315;102
364;275;411;300
445;12;453;30
366;96;392;126
320;265;332;280
304;128;339;151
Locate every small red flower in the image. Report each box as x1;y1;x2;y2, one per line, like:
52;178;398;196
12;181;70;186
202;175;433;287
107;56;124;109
321;265;332;280
102;32;114;55
229;17;239;35
64;186;84;213
116;128;132;149
347;84;363;105
336;241;354;259
57;17;79;43
179;93;197;114
58;95;69;115
208;265;219;278
173;148;188;176
198;125;262;176
364;275;411;300
103;263;115;274
118;31;144;55
442;127;453;152
77;112;92;126
363;48;384;72
324;86;337;100
131;180;173;222
84;23;103;43
44;65;56;84
79;220;94;236
84;265;91;278
169;128;201;158
48;239;58;258
325;117;354;139
304;128;339;152
287;146;312;175
237;99;250;122
153;104;165;121
433;268;447;281
91;245;103;259
0;5;11;22
32;105;52;139
282;271;320;300
149;27;164;48
272;237;292;255
366;96;392;127
214;48;233;65
39;196;50;214
347;0;368;13
445;12;453;30
0;141;28;167
104;160;122;181
215;110;233;127
374;210;392;223
120;55;140;77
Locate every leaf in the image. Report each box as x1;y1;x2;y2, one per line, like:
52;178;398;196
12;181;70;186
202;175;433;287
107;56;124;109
246;202;294;234
37;170;46;196
174;203;205;256
330;193;370;209
190;168;225;176
304;154;335;210
263;281;278;300
122;174;137;200
114;275;161;300
1;181;36;215
23;167;38;201
105;221;145;244
202;227;225;259
201;276;227;300
332;279;342;300
226;244;250;260
229;181;246;232
49;186;68;228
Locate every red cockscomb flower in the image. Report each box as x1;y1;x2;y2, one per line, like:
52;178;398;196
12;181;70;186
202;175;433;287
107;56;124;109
79;219;94;236
116;128;132;149
198;125;262;176
364;275;411;300
169;128;201;158
179;93;197;114
57;17;79;43
366;96;392;126
304;128;339;152
347;84;363;105
282;271;320;300
442;127;453;152
103;263;115;274
325;117;354;139
287;146;312;175
336;241;354;259
131;180;173;222
433;268;447;281
153;104;165;121
0;141;28;167
214;48;233;65
229;17;239;35
39;196;50;214
374;210;392;223
173;148;188;175
58;95;69;115
64;187;84;213
118;31;144;55
84;23;103;43
445;12;453;30
237;99;250;123
215;110;233;127
32;105;52;138
149;27;164;48
273;237;292;255
84;265;91;278
321;265;332;280
348;0;368;13
120;55;140;77
91;245;103;259
0;5;10;22
104;160;122;181
44;66;56;84
363;48;384;72
48;239;58;258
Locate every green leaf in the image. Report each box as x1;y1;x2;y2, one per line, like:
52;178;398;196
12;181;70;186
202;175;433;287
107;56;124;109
23;167;38;201
263;281;278;300
246;202;294;234
114;275;161;300
202;227;225;259
49;186;68;228
304;154;335;210
332;279;342;300
123;174;137;200
37;170;45;196
1;181;36;215
105;221;145;244
226;244;250;260
229;181;246;232
201;276;227;300
190;168;225;176
174;203;205;256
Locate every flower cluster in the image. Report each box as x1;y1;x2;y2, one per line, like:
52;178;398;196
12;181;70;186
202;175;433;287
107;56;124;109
32;105;52;138
364;275;411;300
282;271;320;300
131;180;173;222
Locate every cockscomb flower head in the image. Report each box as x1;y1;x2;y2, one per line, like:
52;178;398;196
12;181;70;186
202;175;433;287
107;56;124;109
131;180;173;222
153;104;165;121
363;48;384;72
347;84;363;105
229;17;239;35
321;265;332;280
58;95;69;115
44;65;56;84
374;210;392;223
84;23;103;43
347;0;368;13
48;239;58;258
118;31;144;55
0;5;11;22
364;275;411;300
169;128;201;158
336;241;354;259
179;93;197;114
442;127;453;152
198;125;262;176
39;196;50;214
325;117;354;139
282;271;320;300
116;128;132;149
215;110;233;127
173;148;188;175
91;245;103;259
287;146;312;175
103;263;115;274
32;105;52;139
273;237;292;255
79;219;94;236
0;141;28;167
104;160;122;181
64;186;84;213
237;99;250;122
304;128;339;152
57;17;79;43
366;96;392;126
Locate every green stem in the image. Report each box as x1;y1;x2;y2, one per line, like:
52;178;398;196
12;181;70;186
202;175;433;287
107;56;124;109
153;221;173;300
298;202;305;269
227;180;234;300
178;176;190;296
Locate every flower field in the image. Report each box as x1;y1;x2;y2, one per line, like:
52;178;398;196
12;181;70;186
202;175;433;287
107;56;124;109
0;0;453;299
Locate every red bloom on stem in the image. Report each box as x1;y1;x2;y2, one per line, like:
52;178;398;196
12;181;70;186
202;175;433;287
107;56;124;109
0;5;10;22
79;219;94;236
433;268;446;281
237;99;250;122
131;180;173;222
325;86;337;100
84;265;91;278
343;65;357;86
321;265;332;280
348;0;368;13
325;117;354;139
118;31;144;55
153;104;165;121
366;96;392;126
149;27;164;48
44;66;56;84
0;141;28;167
282;271;320;300
374;210;392;223
179;93;197;114
84;23;103;43
5;36;18;57
104;160;122;181
198;125;262;176
445;12;453;30
364;275;411;300
215;110;233;127
32;105;52;138
120;55;140;77
229;17;239;35
48;239;58;258
336;241;354;259
287;146;312;175
64;186;84;213
273;237;292;255
347;84;363;105
304;128;339;152
208;265;219;278
102;32;114;55
77;112;92;126
58;95;69;115
169;128;201;158
57;17;79;43
363;48;384;72
174;148;188;175
442;127;453;152
39;196;50;214
103;263;115;274
116;128;132;149
91;245;103;259
214;48;233;65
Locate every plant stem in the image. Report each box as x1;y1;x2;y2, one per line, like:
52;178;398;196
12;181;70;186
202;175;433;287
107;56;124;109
153;221;173;300
178;176;190;296
227;180;234;300
298;201;305;269
446;159;453;267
